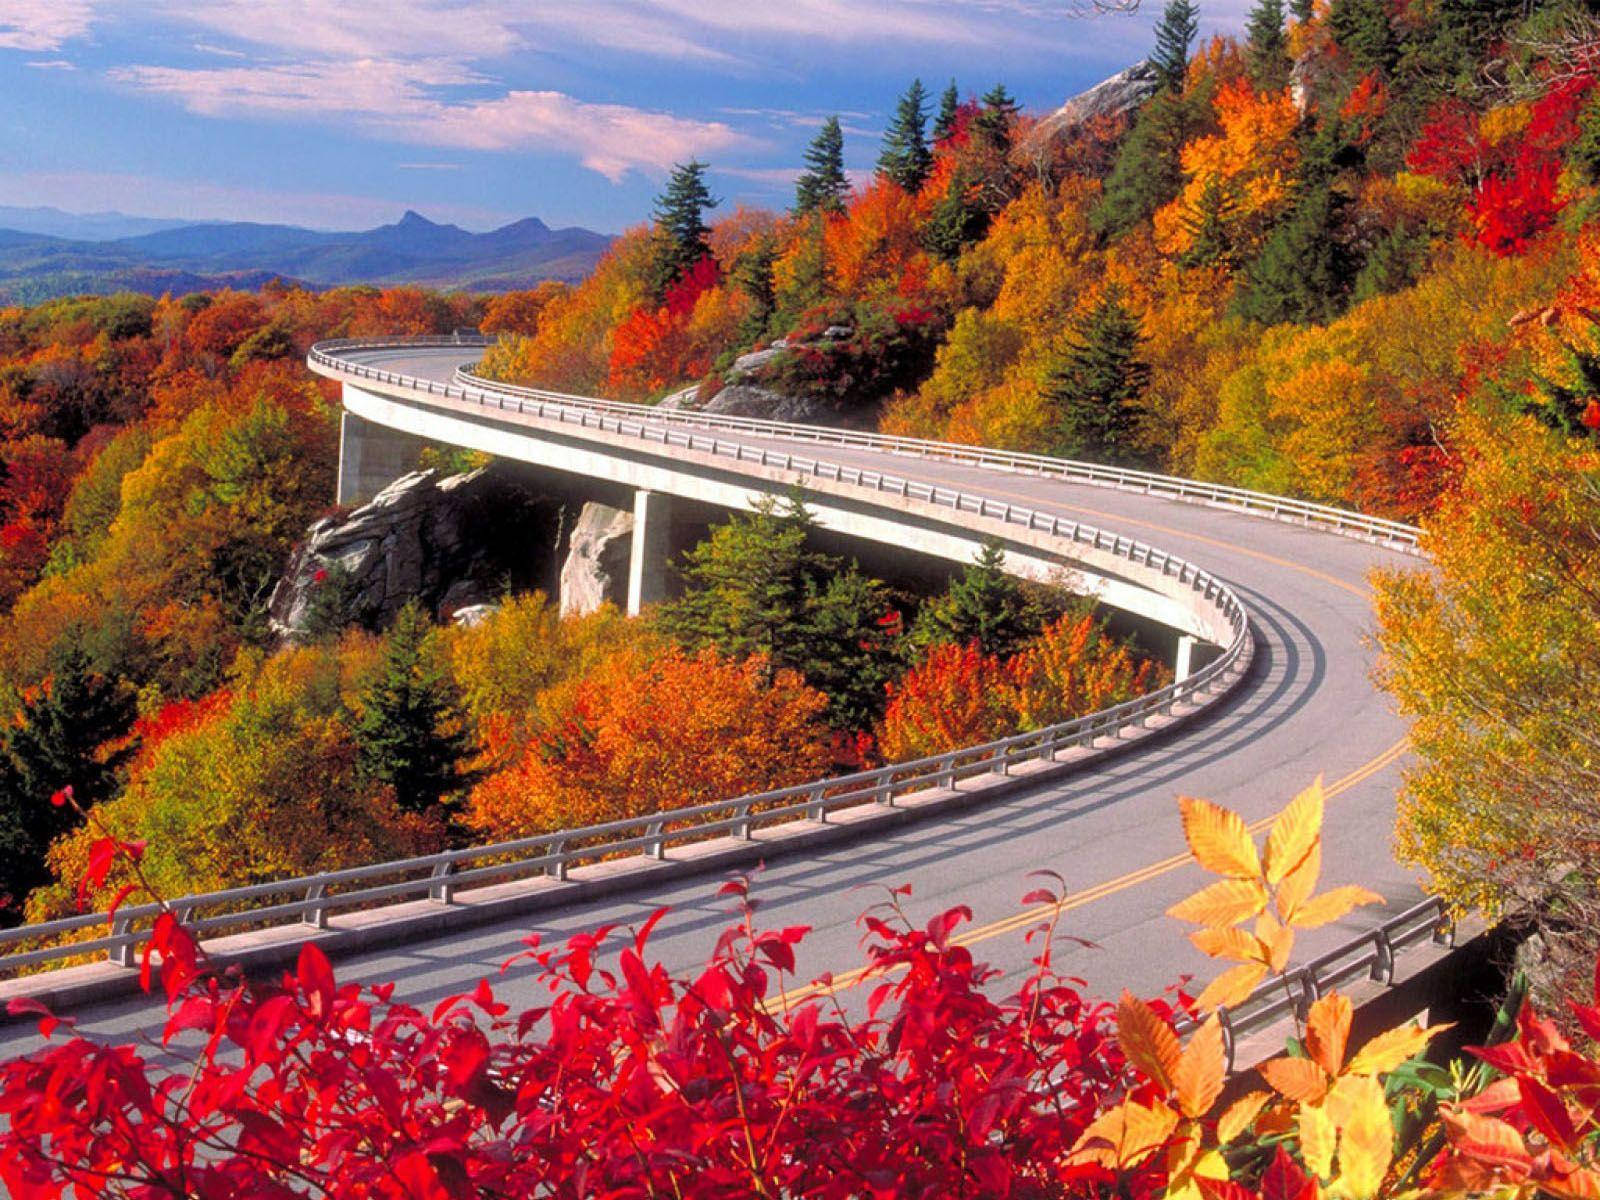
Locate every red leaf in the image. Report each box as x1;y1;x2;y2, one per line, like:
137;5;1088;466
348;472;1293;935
1261;1146;1317;1200
1200;1180;1261;1200
297;942;336;1020
1518;1076;1578;1151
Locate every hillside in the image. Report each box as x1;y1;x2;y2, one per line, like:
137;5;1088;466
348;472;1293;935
0;209;613;302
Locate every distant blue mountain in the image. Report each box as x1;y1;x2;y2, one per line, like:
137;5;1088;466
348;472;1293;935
0;205;195;242
0;209;613;302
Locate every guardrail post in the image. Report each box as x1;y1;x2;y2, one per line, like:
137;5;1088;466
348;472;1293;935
107;915;134;967
991;748;1008;776
547;840;569;880
428;862;456;905
808;786;828;822
646;822;667;860
1372;929;1395;984
304;883;330;928
939;756;956;789
735;802;754;839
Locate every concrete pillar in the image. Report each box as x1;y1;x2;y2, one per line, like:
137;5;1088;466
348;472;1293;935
337;410;423;506
627;488;674;616
1175;634;1198;683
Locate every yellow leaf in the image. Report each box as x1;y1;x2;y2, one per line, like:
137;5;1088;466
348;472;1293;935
1194;961;1269;1012
1265;777;1324;884
1347;1021;1451;1076
1291;885;1385;930
1552;1168;1600;1200
1180;795;1262;879
1168;878;1270;929
1306;993;1353;1077
1301;1100;1338;1180
1189;926;1262;964
1275;840;1322;924
1070;1100;1179;1169
1331;1075;1392;1199
1255;910;1295;973
1117;990;1182;1090
1260;1055;1330;1104
1167;1140;1230;1200
1173;1015;1226;1118
1217;1090;1271;1144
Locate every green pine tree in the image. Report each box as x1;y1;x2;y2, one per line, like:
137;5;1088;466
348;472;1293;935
795;116;849;215
354;602;473;816
910;541;1054;660
1235;185;1357;324
1042;288;1151;465
933;80;962;143
649;160;719;298
1328;0;1396;77
1246;0;1291;92
1152;0;1201;92
656;493;901;729
730;235;779;343
1091;87;1211;238
0;645;136;915
878;79;933;192
923;169;988;260
973;83;1022;156
1290;0;1313;20
1176;174;1238;269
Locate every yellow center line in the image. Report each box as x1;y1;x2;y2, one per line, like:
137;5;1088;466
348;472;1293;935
766;737;1411;1010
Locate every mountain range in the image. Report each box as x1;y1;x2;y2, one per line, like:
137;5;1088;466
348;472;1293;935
0;209;614;304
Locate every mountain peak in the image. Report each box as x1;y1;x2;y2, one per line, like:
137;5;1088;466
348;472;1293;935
396;210;438;228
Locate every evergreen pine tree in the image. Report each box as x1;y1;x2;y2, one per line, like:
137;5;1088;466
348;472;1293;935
923;169;988;260
910;541;1053;660
649;160;719;297
1042;288;1151;465
933;80;961;143
354;602;472;816
877;79;933;192
730;235;779;342
794;116;849;215
1091;88;1207;238
1235;185;1356;324
1176;174;1237;268
1328;0;1396;77
972;83;1021;156
1246;0;1291;92
1152;0;1201;92
1290;0;1313;20
0;645;136;912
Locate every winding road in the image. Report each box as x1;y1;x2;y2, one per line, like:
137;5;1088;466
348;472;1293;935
0;341;1424;1053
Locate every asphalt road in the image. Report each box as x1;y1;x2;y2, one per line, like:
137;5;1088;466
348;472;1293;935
0;345;1423;1055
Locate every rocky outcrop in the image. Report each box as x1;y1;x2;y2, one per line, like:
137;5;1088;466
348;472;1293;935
1026;61;1161;148
269;465;563;637
559;501;633;616
660;333;878;428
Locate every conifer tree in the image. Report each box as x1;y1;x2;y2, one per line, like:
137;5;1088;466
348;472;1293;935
877;79;933;192
933;80;961;143
1290;0;1313;20
1246;0;1291;92
355;602;472;816
923;170;988;260
649;160;719;297
910;541;1052;660
973;83;1022;155
0;645;136;912
1328;0;1396;77
1042;288;1151;465
1177;174;1237;268
794;116;849;215
1091;88;1205;238
1152;0;1201;92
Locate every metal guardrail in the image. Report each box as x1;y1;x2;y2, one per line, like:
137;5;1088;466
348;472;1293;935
311;337;1421;551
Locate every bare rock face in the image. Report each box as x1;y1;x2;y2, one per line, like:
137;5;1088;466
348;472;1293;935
1026;61;1161;148
559;501;634;616
269;465;562;637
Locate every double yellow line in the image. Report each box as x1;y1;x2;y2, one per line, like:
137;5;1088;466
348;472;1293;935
767;737;1411;1010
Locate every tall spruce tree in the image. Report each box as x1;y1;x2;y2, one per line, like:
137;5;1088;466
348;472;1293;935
878;79;933;191
933;80;962;143
1246;0;1291;92
354;602;472;816
973;83;1022;155
649;160;719;297
910;541;1053;660
0;645;136;914
1290;0;1313;20
1152;0;1201;92
794;116;849;215
1091;87;1206;237
1042;288;1151;465
1328;0;1396;77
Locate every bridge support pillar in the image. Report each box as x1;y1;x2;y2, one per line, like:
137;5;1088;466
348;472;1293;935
1175;635;1198;682
627;488;673;616
337;410;423;506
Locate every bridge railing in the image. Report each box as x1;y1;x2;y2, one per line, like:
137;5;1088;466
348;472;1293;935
306;338;1420;551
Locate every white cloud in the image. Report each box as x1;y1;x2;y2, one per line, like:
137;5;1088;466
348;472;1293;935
25;59;77;70
0;0;95;51
110;60;755;181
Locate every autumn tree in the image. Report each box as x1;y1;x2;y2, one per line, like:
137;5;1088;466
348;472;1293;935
1246;0;1291;93
795;116;850;216
649;160;719;298
1092;86;1214;238
878;79;934;192
1042;288;1151;465
354;602;473;817
1152;0;1201;92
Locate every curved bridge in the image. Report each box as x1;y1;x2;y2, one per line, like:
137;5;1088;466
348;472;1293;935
0;337;1431;1057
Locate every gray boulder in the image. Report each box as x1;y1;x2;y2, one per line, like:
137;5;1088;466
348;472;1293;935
559;501;634;616
1027;61;1161;147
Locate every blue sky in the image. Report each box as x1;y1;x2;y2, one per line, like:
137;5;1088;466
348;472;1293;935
0;1;1252;234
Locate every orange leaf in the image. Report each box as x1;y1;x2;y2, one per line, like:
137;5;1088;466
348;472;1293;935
1255;911;1295;973
1275;840;1322;924
1216;1090;1271;1144
1180;795;1262;880
1334;1075;1393;1198
1117;990;1182;1090
1071;1100;1180;1169
1168;878;1270;929
1290;885;1384;930
1259;1055;1330;1104
1264;777;1323;884
1347;1021;1449;1076
1174;1014;1227;1118
1189;926;1263;964
1305;993;1352;1077
1195;962;1269;1012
